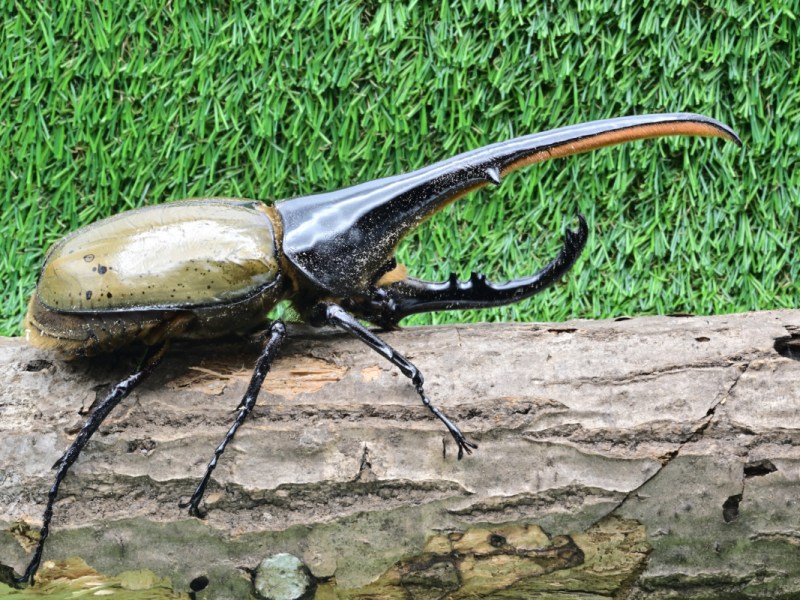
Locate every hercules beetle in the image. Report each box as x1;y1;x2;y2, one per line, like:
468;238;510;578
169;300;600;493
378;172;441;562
16;113;739;584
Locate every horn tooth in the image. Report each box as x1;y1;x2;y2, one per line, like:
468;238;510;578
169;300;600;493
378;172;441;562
485;166;502;186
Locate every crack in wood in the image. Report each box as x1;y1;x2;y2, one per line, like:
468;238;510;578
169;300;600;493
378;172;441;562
774;329;800;361
563;353;762;387
596;359;751;526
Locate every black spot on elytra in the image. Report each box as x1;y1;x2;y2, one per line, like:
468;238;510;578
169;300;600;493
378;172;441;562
98;265;107;274
86;290;93;300
106;292;113;298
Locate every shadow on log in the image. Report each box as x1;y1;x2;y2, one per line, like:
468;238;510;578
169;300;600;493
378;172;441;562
1;311;799;598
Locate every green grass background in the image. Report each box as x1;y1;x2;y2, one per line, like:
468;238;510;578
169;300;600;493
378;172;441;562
1;0;798;337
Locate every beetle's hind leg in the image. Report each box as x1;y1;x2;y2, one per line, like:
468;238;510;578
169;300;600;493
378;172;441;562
181;320;286;518
348;216;588;328
14;341;170;586
311;303;477;459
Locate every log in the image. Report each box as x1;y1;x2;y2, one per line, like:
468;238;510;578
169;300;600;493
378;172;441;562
1;311;799;598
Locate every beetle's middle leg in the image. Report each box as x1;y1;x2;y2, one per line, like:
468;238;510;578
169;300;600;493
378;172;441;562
181;320;286;518
311;302;478;459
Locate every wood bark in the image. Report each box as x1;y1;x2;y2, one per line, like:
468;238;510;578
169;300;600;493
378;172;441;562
1;310;799;598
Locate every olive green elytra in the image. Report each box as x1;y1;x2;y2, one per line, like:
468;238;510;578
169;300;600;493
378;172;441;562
38;200;280;311
15;113;740;586
26;199;286;357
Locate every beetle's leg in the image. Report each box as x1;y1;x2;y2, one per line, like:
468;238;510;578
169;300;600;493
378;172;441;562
347;216;588;328
15;341;170;586
181;320;286;518
310;302;477;458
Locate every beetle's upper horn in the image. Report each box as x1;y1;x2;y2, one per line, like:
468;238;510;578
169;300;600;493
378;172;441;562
276;113;740;297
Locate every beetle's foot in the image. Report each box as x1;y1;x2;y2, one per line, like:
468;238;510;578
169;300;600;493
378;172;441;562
10;549;43;587
451;431;478;460
189;505;207;519
179;487;208;518
179;497;207;519
179;480;213;519
9;571;29;588
413;381;477;460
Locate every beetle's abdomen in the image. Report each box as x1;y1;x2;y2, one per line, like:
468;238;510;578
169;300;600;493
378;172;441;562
37;200;280;312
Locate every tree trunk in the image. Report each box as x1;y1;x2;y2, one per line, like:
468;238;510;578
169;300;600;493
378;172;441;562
1;311;799;599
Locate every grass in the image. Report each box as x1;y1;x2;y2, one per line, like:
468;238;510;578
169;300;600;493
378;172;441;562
1;0;798;337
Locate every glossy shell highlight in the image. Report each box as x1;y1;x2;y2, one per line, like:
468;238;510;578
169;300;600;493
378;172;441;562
36;200;280;312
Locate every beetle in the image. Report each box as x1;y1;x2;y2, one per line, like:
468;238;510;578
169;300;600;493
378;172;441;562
15;113;739;584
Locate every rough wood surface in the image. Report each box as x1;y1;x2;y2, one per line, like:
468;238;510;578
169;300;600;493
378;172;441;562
1;311;799;598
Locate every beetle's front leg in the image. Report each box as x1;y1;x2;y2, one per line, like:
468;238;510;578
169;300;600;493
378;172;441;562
310;302;477;459
181;320;286;518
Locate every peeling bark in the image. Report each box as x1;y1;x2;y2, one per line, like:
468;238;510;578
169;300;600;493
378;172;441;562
1;311;799;598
